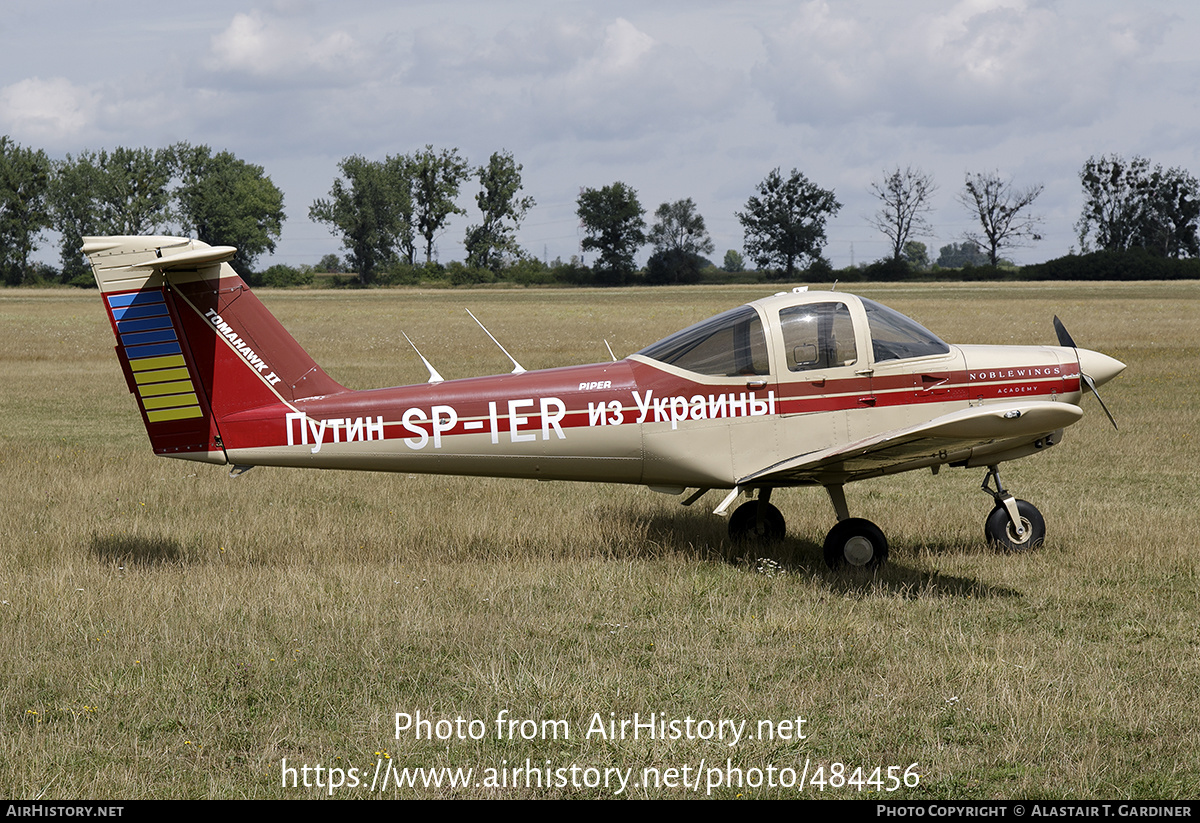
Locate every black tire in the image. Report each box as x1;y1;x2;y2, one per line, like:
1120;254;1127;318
823;518;888;570
984;499;1045;551
728;500;786;545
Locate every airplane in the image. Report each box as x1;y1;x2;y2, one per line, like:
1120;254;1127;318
83;235;1125;570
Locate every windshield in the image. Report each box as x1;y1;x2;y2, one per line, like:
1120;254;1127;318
861;298;949;361
637;305;769;376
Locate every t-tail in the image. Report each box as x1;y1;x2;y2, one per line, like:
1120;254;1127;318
85;236;345;465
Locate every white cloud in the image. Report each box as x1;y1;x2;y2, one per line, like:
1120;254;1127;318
0;77;98;144
750;0;1175;133
205;10;365;85
593;18;655;74
393;14;745;145
540;18;745;141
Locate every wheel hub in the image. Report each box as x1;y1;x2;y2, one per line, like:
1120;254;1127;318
844;536;875;566
1006;518;1032;545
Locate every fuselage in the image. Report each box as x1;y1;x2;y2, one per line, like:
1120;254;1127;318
217;292;1102;490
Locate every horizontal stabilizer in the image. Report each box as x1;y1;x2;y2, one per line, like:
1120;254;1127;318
113;245;237;272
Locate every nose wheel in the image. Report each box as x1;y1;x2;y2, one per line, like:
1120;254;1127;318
981;466;1045;551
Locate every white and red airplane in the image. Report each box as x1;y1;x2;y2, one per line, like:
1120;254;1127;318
85;235;1124;569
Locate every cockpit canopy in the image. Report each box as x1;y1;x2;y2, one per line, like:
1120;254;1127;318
636;293;949;377
636;304;770;376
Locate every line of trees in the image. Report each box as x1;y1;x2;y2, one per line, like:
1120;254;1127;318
869;156;1200;272
309;147;535;285
870;166;1044;269
5;130;1200;287
1076;155;1200;258
0;136;284;285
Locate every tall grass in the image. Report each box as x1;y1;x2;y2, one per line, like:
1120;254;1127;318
0;282;1196;798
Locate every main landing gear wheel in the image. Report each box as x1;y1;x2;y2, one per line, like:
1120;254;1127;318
823;518;888;570
728;500;786;545
984;499;1045;552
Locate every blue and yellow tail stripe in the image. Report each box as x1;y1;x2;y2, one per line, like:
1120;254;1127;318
106;290;204;423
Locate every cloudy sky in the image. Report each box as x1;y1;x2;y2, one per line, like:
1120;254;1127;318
3;0;1197;270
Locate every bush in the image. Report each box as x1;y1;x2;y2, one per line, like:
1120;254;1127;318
1023;249;1200;281
446;262;494;286
857;257;911;282
2;261;63;286
502;258;556;286
645;249;704;285
316;254;343;273
549;258;594;286
250;264;314;287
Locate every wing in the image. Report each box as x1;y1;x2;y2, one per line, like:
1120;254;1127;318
739;401;1083;486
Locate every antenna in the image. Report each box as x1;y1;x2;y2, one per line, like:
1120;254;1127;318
604;339;617;362
465;309;525;374
402;331;445;383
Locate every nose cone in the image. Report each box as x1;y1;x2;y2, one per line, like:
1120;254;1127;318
1077;348;1126;387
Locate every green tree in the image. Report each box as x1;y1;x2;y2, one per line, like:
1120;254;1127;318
0;136;53;284
869;166;937;262
902;240;930;271
49;151;104;282
48;147;173;282
936;240;989;268
737;167;841;279
410;145;470;264
1076;154;1200;258
99;147;173;235
310;155;413;284
463;150;535;272
648;198;714;257
577;182;646;285
958;171;1043;265
171;144;285;273
722;249;745;272
645;198;713;285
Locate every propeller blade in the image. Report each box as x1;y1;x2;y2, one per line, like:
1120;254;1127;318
1054;316;1119;431
1053;315;1076;349
1082;373;1118;431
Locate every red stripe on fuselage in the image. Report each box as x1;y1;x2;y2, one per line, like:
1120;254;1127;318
211;356;1076;453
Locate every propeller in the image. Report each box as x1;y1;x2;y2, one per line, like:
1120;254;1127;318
1053;316;1120;430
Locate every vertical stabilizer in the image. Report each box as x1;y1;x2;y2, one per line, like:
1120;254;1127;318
85;236;346;462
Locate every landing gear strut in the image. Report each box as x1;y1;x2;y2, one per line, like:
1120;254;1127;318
981;465;1045;551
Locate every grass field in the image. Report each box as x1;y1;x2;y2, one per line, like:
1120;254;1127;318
1;281;1197;799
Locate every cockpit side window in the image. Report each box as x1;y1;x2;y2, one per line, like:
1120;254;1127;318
779;302;857;371
636;305;769;376
861;297;950;362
